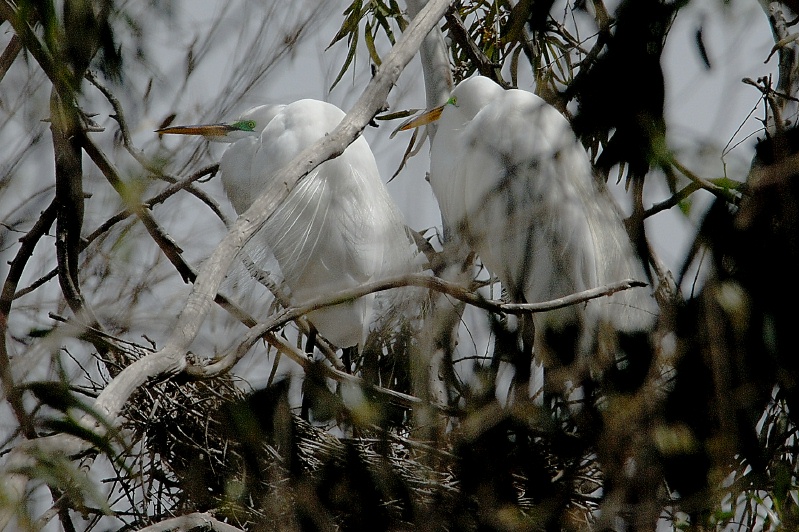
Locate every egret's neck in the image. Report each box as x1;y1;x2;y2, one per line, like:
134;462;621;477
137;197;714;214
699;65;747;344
406;0;453;141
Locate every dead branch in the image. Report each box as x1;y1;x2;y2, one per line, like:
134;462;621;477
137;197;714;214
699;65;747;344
0;199;58;437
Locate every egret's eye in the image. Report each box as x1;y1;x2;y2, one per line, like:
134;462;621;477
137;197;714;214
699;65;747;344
448;96;458;106
234;120;257;131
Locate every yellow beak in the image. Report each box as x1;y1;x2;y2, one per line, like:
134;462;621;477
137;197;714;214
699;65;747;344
155;124;237;137
397;104;446;132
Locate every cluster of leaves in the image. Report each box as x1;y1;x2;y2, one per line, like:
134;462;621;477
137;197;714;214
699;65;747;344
328;0;408;89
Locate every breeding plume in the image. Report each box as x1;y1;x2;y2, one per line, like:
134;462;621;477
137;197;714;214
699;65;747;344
159;100;414;349
405;75;656;365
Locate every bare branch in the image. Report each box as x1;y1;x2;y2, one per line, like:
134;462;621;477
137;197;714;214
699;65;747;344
643;181;702;218
86;71;229;222
0;199;58;437
444;9;507;86
758;1;799;129
0;34;21;83
669;156;741;205
14;164;220;300
193;273;648;378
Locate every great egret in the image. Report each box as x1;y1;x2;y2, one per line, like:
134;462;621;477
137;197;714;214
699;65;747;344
403;75;656;368
158;99;414;349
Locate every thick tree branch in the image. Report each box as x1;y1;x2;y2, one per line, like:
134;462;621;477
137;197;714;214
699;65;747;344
108;0;456;390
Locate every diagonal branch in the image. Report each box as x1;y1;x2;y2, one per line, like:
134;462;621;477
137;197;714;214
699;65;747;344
0;33;21;83
85;71;229;223
0;199;59;437
13;164;219;300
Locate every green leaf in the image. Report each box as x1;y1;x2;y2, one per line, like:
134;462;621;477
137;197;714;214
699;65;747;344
678;197;692;217
374;9;397;45
389;0;408;31
327;0;363;50
365;20;381;67
708;176;746;191
330;26;359;90
12;449;113;516
27;327;54;338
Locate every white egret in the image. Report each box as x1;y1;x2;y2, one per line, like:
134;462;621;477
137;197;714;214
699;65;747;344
403;75;656;369
158;99;415;350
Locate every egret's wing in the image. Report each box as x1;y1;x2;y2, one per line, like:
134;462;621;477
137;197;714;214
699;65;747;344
263;163;377;294
452;90;598;303
463;89;655;332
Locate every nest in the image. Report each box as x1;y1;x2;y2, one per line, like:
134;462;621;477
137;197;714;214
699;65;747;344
114;359;606;531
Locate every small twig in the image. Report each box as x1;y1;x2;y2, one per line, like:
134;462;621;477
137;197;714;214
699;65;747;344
48;313;155;359
0;198;59;439
85;71;151;169
444;9;507;86
86;71;228;222
14;164;220;300
643;181;702;219
562;0;612;102
765;31;799;63
669;156;740;205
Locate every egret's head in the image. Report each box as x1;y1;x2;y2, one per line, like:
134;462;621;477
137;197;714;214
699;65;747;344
448;76;503;120
398;76;504;133
156;104;285;143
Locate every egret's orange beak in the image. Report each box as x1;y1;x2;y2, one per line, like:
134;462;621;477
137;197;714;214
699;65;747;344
155;124;237;137
397;104;446;132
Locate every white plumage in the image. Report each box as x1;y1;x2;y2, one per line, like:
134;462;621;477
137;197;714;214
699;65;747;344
161;100;414;348
426;76;656;362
